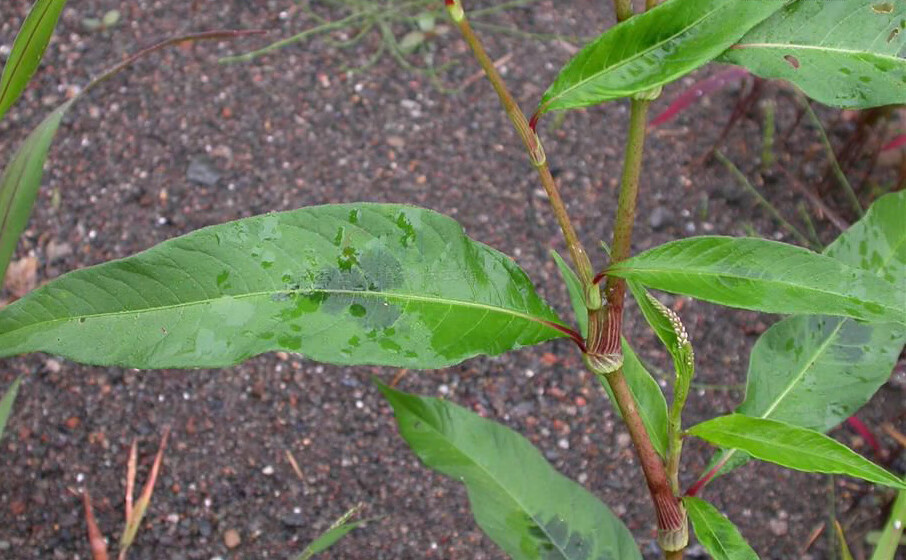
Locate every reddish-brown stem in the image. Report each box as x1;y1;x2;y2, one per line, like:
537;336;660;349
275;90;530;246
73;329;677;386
82;30;265;97
450;10;594;286
685;455;728;497
542;321;587;353
608;370;685;543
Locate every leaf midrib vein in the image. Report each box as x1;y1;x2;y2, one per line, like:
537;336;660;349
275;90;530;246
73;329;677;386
609;264;903;316
730;42;905;64
1;287;561;338
548;4;723;105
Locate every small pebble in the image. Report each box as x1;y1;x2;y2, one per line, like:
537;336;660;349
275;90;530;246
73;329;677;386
262;465;275;476
649;206;674;230
223;529;241;549
769;518;788;536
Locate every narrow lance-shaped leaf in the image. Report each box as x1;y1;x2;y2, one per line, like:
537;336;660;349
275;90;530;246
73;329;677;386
0;0;68;120
598;338;669;458
0;376;24;443
537;0;786;113
871;481;906;560
0;101;70;283
719;0;906;109
295;504;374;560
683;497;759;560
607;236;905;325
378;382;642;560
0;30;264;286
550;249;587;339
704;192;906;482
0;204;569;369
687;414;906;491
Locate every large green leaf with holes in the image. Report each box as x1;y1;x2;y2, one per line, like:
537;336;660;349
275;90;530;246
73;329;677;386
607;236;905;324
704;192;906;482
379;383;642;560
537;0;786;113
0;204;568;368
720;0;906;108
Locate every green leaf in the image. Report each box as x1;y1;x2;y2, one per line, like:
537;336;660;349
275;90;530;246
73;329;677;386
598;338;669;458
0;204;568;369
719;0;906;109
0;101;71;283
871;482;906;560
709;192;906;480
0;0;69;121
550;249;587;339
738;315;905;433
0;376;23;443
378;383;642;560
537;0;786;113
687;414;906;490
295;504;373;560
825;191;906;291
607;236;905;325
683;497;759;560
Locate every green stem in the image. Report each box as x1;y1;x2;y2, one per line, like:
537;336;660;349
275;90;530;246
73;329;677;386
666;365;690;494
714;150;816;250
598;98;687;554
598;99;650;357
871;483;906;560
800;98;863;217
612;0;633;22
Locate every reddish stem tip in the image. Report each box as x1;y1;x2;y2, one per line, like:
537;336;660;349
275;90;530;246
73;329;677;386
528;112;540;133
592;271;607;285
445;0;455;5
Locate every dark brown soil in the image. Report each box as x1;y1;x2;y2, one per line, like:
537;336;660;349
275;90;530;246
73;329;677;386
1;1;904;559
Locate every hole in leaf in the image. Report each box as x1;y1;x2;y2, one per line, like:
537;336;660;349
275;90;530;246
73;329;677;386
889;27;900;42
872;2;894;13
783;54;800;69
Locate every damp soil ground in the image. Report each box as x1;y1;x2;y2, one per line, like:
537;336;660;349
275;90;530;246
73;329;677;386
1;1;905;559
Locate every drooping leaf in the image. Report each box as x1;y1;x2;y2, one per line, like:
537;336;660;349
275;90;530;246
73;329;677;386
606;236;905;325
537;0;786;113
0;30;264;287
687;414;906;490
0;0;68;121
0;204;568;369
550;249;587;338
706;192;906;481
0;376;23;442
719;0;906;109
835;520;855;560
683;497;759;560
598;338;669;458
378;383;642;560
0;101;70;284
